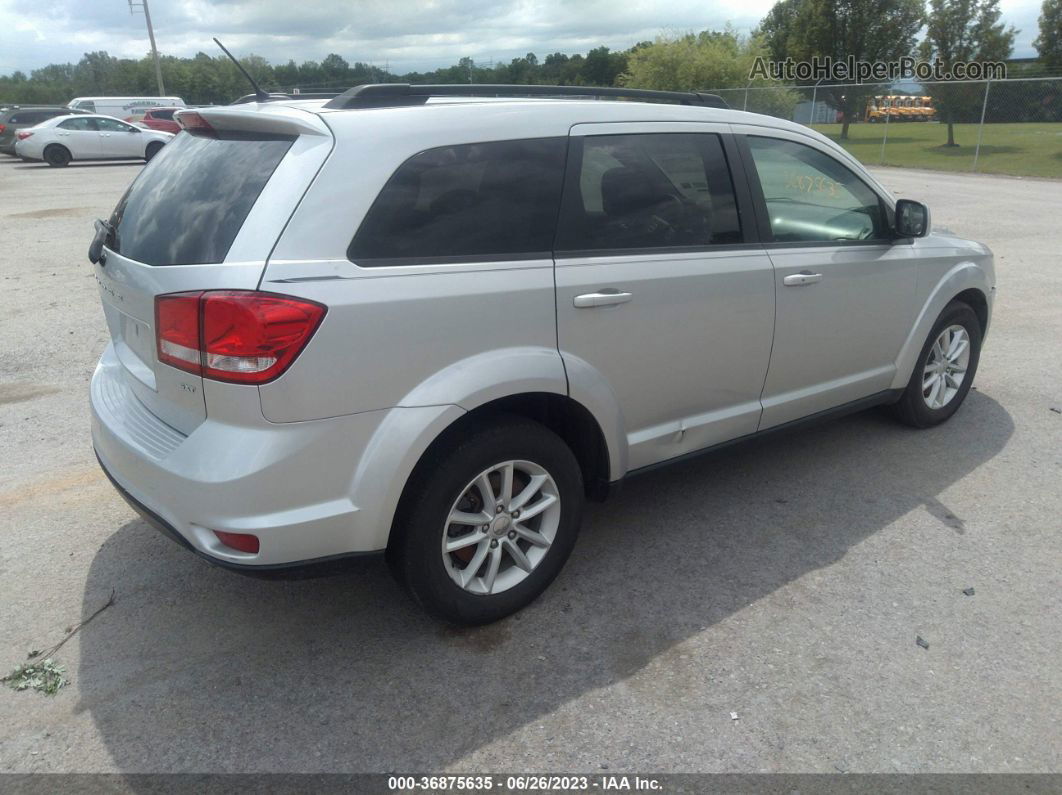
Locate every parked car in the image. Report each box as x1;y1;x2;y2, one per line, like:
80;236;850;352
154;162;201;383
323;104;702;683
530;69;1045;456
67;96;186;122
15;114;173;166
0;105;88;155
137;107;182;134
88;85;994;625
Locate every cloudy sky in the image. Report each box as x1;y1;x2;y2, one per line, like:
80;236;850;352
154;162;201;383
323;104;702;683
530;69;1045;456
0;0;1046;76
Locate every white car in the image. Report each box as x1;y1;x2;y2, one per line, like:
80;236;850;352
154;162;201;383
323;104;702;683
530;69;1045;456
15;113;173;167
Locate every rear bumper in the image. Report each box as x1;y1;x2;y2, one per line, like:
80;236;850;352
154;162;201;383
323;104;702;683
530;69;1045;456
95;451;383;577
90;344;418;568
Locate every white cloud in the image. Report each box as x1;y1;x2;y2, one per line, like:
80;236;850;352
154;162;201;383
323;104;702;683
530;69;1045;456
0;0;1044;76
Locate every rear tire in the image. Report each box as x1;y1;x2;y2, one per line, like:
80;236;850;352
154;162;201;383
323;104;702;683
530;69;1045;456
43;145;71;167
891;300;982;428
145;142;164;162
388;416;584;625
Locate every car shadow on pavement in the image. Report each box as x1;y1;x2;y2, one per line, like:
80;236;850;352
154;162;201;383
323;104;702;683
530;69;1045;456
77;391;1012;773
13;162;144;170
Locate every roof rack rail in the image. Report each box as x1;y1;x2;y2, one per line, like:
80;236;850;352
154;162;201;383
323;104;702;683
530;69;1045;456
322;84;729;110
229;92;342;105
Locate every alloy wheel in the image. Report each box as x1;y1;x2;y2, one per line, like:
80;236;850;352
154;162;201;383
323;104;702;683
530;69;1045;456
441;460;561;595
922;324;970;410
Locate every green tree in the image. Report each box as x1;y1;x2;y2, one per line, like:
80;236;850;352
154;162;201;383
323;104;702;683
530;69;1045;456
758;0;924;139
581;46;627;86
920;0;1017;145
1034;0;1062;68
622;29;799;117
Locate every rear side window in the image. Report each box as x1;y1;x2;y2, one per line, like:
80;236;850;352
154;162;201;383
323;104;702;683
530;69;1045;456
151;109;176;120
349;137;567;264
96;118;137;133
555;133;743;252
59;117;98;131
9;111;48;124
107;132;294;266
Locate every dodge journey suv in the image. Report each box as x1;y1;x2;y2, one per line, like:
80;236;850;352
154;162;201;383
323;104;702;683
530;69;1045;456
90;84;994;624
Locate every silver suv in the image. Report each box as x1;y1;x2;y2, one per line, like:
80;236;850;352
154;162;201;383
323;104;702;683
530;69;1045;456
89;85;994;624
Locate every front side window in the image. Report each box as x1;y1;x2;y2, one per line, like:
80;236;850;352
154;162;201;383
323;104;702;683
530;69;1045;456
746;136;888;243
349;137;567;264
555;132;742;252
59;117;98;131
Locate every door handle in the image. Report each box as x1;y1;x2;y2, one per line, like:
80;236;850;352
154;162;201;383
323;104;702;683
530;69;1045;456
783;271;823;286
573;290;633;308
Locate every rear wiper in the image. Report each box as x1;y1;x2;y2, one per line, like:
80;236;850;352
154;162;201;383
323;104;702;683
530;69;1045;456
88;218;115;264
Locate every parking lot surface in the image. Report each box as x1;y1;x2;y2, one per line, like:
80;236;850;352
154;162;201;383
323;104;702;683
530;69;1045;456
0;155;1059;774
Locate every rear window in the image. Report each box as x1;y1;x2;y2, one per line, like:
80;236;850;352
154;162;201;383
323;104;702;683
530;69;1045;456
151;109;176;120
107;132;294;266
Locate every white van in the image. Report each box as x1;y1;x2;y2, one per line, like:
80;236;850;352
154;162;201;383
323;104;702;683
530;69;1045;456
67;96;186;122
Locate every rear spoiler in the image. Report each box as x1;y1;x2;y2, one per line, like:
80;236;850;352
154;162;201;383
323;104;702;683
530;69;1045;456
174;106;330;138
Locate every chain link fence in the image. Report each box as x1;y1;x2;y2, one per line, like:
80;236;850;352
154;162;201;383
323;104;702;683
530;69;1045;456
706;77;1062;178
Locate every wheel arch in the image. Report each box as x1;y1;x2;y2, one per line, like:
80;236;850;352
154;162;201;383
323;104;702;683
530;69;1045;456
383;392;613;554
43;142;71;161
891;262;992;390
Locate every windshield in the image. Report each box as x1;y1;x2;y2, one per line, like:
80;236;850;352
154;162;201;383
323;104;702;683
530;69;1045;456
107;131;294;266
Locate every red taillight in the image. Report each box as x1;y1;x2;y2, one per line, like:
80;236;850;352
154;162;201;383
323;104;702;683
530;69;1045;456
16;131;32;140
213;531;260;554
0;124;6;134
155;291;326;384
176;111;215;136
155;291;202;374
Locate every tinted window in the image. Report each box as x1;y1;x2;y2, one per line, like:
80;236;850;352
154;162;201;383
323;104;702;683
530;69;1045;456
746;136;888;243
107;132;293;266
8;111;50;124
349;137;566;264
555;133;742;252
59;117;98;131
96;117;136;132
151;109;176;120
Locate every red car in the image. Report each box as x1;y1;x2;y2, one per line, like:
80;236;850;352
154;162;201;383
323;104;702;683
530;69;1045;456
135;107;182;134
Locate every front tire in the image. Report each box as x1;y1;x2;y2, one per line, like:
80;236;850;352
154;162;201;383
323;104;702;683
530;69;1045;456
389;417;584;625
891;300;982;428
145;141;164;162
43;145;71;167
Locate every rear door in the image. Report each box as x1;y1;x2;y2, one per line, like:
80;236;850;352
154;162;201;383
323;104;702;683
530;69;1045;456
54;116;101;158
94;108;334;433
554;123;775;471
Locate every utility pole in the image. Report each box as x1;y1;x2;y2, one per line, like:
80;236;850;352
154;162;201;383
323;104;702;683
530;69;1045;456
129;0;166;95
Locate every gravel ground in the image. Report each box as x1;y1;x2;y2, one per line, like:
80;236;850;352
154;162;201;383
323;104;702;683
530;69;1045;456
0;155;1059;775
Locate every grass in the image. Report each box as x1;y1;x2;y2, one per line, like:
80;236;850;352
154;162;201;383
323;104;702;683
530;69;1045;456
808;122;1062;179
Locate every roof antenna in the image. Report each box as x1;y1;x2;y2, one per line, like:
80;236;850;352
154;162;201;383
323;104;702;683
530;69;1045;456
213;37;268;102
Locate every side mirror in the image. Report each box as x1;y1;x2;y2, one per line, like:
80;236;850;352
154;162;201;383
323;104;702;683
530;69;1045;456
894;199;930;238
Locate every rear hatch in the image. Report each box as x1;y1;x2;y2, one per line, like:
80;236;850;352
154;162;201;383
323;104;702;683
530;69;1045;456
93;105;334;433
